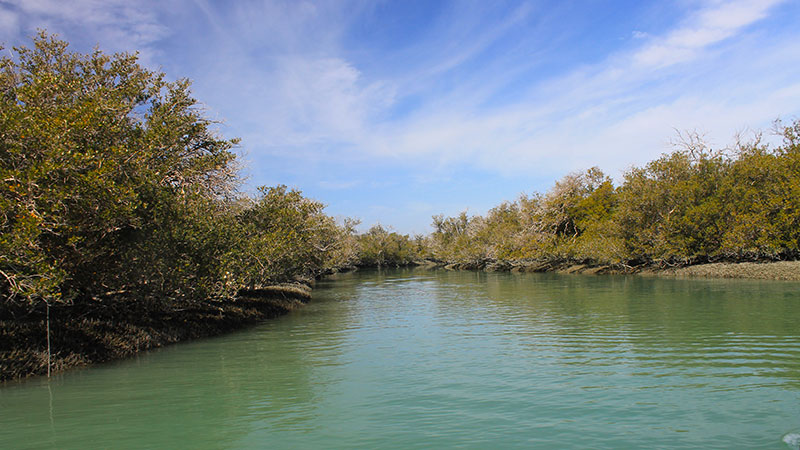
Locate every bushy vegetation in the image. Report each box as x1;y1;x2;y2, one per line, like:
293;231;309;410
428;125;800;267
2;31;799;380
0;32;351;312
354;224;425;267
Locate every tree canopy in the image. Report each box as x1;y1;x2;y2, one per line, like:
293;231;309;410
0;32;349;308
426;124;800;266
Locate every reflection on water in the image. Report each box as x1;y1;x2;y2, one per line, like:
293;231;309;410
2;269;799;449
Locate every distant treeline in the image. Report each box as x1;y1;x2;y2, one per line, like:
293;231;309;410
361;123;800;268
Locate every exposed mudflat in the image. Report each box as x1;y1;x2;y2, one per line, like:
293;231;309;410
435;258;800;281
1;284;311;383
652;261;800;281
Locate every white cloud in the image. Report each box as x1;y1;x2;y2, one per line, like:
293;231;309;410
275;56;394;143
341;0;799;181
0;8;19;37
0;0;169;65
633;0;783;68
201;54;396;155
318;179;362;190
2;0;798;191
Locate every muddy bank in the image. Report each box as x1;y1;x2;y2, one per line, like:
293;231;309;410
1;284;311;383
434;258;800;280
649;261;800;281
437;258;630;275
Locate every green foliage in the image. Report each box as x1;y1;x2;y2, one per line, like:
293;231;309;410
534;167;621;261
356;225;420;266
616;128;800;263
716;128;800;258
427;124;800;267
3;31;799;309
1;31;238;303
0;32;350;307
427;168;622;264
429;211;489;262
481;202;523;260
226;185;348;288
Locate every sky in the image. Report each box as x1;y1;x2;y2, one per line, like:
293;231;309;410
2;0;800;234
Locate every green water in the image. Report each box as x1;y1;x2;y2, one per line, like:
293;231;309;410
2;269;800;449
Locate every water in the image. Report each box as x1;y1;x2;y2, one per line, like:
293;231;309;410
2;269;800;449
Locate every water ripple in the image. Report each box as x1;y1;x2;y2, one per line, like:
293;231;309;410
2;269;800;449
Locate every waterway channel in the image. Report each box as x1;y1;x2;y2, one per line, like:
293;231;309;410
2;269;799;448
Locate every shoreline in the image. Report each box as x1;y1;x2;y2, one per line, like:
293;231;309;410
0;284;312;383
431;259;800;281
4;260;797;383
646;260;800;281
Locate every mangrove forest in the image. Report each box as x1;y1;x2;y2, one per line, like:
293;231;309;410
2;33;800;381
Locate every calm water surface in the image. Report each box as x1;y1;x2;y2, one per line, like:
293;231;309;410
2;269;800;449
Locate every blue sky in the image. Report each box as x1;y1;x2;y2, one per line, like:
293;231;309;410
2;0;800;234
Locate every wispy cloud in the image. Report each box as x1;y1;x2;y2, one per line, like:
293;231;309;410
0;0;169;64
0;7;19;36
267;56;394;145
318;179;361;190
350;0;798;177
633;0;784;68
